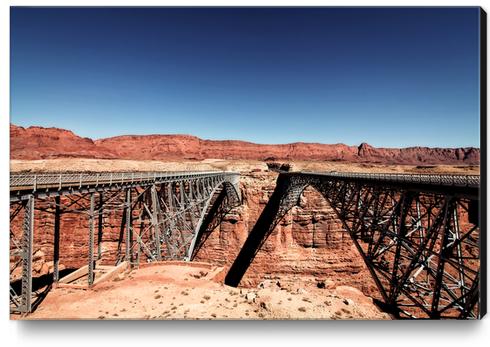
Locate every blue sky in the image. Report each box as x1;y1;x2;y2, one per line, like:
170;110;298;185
10;7;481;147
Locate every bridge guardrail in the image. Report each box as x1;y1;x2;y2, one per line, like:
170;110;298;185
10;171;239;191
300;171;480;188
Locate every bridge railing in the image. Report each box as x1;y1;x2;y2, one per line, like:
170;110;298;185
10;171;239;191
301;171;480;187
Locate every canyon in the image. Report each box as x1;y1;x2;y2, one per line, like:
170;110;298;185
11;169;386;319
9;124;480;319
10;171;379;292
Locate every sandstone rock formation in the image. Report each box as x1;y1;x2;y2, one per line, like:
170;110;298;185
193;172;380;297
10;124;480;165
10;124;117;159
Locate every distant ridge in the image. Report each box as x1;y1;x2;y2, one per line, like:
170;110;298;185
10;124;480;165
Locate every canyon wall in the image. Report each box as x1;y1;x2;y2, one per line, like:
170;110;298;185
10;124;480;165
193;172;379;296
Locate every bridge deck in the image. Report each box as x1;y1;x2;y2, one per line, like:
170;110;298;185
289;171;480;200
297;171;479;187
10;171;239;201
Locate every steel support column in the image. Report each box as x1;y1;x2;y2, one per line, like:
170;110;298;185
20;194;34;314
125;188;132;262
179;181;186;246
151;185;162;260
88;193;95;286
97;192;103;260
167;182;177;257
53;195;61;283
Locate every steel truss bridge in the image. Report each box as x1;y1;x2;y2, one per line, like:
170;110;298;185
225;171;482;319
10;171;241;314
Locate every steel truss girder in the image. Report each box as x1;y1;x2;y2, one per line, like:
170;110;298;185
225;173;480;319
134;177;240;262
10;172;241;315
305;176;480;319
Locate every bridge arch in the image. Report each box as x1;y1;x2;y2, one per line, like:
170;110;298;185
186;179;241;261
9;171;241;314
134;173;241;262
225;172;480;319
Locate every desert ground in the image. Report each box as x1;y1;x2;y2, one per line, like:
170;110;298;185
10;158;480;175
24;262;389;320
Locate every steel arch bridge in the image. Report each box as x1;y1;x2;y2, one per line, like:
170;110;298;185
225;171;482;319
10;171;241;314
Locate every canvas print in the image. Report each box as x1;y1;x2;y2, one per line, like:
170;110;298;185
9;7;485;320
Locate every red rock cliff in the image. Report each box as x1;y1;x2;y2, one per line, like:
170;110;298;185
10;124;480;165
193;172;379;296
10;124;117;159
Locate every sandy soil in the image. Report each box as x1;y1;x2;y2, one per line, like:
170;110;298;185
21;262;390;320
10;158;480;175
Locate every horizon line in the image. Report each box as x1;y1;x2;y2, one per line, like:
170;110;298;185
10;123;481;150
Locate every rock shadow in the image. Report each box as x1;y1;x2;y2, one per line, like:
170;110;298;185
225;174;295;287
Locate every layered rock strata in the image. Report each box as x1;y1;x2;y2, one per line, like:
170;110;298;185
10;124;480;165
